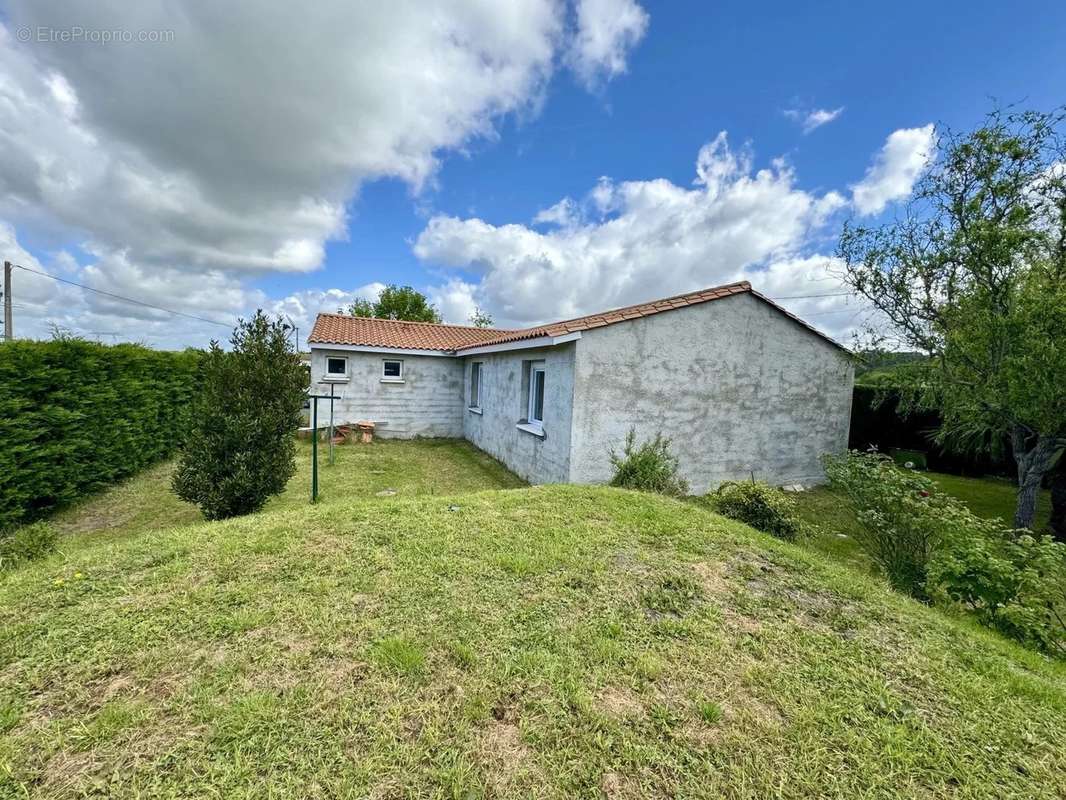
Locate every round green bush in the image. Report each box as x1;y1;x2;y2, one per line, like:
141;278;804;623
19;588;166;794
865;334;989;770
709;481;801;541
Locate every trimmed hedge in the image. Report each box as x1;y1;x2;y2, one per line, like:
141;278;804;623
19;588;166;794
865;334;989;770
849;385;1012;477
0;340;200;531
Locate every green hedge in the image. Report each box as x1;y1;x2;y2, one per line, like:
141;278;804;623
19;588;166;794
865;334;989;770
849;384;1012;477
0;340;200;531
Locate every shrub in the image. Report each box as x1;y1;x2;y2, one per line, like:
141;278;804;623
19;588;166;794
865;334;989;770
172;312;307;520
823;450;958;600
609;429;689;497
0;522;58;570
710;481;801;541
825;450;1066;655
928;528;1066;656
0;339;200;531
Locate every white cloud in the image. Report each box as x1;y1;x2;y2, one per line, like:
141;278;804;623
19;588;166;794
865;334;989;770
427;279;482;326
533;198;580;227
0;2;652;346
415;132;867;338
784;106;844;134
851;124;936;215
568;0;650;89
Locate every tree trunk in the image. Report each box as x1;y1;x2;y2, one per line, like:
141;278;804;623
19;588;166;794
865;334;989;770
1012;428;1062;529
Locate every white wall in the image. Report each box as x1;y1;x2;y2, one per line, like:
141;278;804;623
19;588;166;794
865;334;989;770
461;343;576;484
308;348;464;438
568;293;854;492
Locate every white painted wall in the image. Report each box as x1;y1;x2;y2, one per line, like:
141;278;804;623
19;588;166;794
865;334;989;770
308;348;464;438
568;293;853;492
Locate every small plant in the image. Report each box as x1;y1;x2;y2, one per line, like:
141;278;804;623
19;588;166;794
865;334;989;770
697;700;723;724
642;574;702;616
372;636;426;676
609;429;689;497
0;522;58;570
710;481;801;541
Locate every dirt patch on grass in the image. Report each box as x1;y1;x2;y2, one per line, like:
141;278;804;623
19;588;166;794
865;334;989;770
595;686;645;719
601;771;646;799
477;720;541;795
40;749;101;792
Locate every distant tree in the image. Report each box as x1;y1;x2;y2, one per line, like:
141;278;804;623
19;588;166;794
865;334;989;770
345;298;375;317
469;307;494;328
837;107;1066;529
344;285;441;322
172;311;307;520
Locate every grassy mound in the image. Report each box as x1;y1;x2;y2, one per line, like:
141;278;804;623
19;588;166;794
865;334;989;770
2;486;1064;798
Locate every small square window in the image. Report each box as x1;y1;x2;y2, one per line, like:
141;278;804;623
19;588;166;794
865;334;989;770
382;359;403;380
326;356;347;377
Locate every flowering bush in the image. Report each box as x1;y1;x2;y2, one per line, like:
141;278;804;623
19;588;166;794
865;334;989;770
824;450;1066;655
822;450;953;599
710;481;801;542
928;527;1066;656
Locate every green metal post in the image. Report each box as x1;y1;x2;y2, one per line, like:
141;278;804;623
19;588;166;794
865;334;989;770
311;397;319;503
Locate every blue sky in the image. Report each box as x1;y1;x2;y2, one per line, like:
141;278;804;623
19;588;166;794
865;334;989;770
2;0;1064;347
258;0;1066;311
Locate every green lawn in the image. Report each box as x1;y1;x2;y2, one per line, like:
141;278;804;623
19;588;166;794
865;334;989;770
49;438;525;542
795;470;1053;570
2;447;1065;797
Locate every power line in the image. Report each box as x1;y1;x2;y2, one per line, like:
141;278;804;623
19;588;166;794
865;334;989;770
10;263;234;329
768;291;856;300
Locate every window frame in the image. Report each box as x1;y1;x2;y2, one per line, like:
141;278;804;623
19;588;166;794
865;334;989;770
324;355;348;380
381;359;404;382
526;360;546;427
468;361;483;411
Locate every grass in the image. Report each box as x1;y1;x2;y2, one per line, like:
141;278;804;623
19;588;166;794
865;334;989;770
2;459;1066;796
795;470;1054;569
47;438;525;541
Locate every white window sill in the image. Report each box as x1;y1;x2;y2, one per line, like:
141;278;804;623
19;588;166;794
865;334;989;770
468;406;483;415
380;378;405;384
322;376;349;383
516;422;545;438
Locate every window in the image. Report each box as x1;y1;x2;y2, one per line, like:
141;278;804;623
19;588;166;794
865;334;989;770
526;360;545;426
382;359;403;381
469;362;483;410
325;356;348;379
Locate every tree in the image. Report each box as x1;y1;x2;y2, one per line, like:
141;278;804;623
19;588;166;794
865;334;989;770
344;285;441;322
172;311;308;520
837;108;1066;529
469;307;494;328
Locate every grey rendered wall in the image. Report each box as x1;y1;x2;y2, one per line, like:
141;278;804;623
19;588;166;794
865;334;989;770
568;293;854;492
309;349;464;438
461;343;576;484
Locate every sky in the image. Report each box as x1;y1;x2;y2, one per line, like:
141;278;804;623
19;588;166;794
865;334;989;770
1;0;1064;349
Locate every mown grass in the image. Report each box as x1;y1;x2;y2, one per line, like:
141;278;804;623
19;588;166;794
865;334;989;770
47;438;525;542
795;470;1053;569
2;484;1065;798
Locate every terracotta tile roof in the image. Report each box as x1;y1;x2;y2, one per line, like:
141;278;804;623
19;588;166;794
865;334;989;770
308;281;847;353
460;281;755;349
307;314;507;351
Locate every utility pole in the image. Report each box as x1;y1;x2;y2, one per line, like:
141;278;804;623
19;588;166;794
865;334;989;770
3;261;11;341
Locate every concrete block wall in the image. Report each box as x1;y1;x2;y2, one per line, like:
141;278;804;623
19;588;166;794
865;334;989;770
308;349;464;438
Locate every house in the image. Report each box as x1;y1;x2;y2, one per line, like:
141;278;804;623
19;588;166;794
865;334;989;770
307;281;853;492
